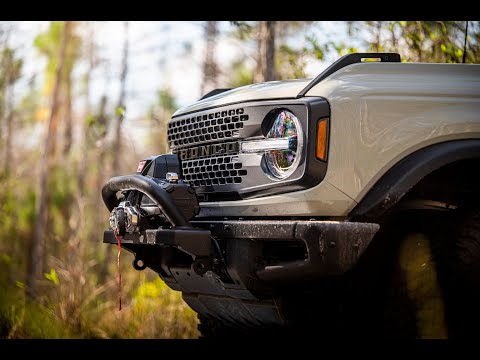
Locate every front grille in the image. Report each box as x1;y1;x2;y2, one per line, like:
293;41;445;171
182;155;248;187
167;107;248;149
168;106;251;193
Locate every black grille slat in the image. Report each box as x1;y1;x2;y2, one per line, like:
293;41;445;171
181;155;247;188
169;106;251;192
168;107;248;150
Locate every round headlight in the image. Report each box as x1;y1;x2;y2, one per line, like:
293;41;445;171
264;110;303;179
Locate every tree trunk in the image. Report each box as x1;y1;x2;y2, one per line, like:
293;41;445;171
78;23;97;264
0;31;8;173
201;21;218;96
3;75;14;176
100;21;129;284
58;73;73;247
94;95;108;242
60;45;74;242
112;21;128;174
374;21;382;52
3;47;16;176
27;21;71;298
78;23;95;197
63;74;73;157
390;21;398;49
255;21;276;83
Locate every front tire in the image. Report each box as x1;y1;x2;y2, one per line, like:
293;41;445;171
446;209;480;338
382;207;480;338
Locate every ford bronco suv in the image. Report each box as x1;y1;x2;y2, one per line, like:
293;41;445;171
102;53;480;337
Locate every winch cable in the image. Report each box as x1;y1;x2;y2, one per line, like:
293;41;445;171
113;228;122;311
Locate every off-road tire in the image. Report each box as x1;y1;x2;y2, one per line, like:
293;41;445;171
447;209;480;338
197;314;232;338
381;208;480;338
197;314;258;338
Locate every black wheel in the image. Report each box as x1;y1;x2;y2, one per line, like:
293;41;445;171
385;229;448;338
380;207;480;338
445;209;480;338
366;210;453;338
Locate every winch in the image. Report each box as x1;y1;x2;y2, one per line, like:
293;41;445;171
101;154;217;276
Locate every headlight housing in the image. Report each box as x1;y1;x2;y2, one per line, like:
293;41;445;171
264;109;303;180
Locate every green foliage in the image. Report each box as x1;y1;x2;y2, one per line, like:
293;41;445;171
0;44;23;138
229;21;318;83
34;21;81;94
44;269;60;286
227;60;254;88
0;281;72;338
16;80;40;125
277;44;307;79
0;203;198;339
0;79;196;339
156;89;177;114
147;88;178;153
0;47;23;88
17;189;36;236
305;35;325;61
0;187;15;235
229;21;256;41
50;166;74;208
340;21;480;64
85;114;96;127
91;275;199;339
86;96;109;141
115;106;125;117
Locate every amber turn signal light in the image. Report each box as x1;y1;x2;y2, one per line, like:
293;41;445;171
316;118;328;161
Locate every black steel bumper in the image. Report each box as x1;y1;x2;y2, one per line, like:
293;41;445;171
104;219;379;286
103;227;211;257
104;219;379;328
205;220;379;282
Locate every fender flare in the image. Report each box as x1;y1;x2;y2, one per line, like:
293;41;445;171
349;139;480;219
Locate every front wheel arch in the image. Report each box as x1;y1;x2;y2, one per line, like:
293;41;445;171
350;139;480;221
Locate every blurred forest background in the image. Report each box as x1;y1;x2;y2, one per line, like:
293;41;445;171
0;21;479;339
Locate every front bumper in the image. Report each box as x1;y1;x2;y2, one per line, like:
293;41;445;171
104;219;379;327
104;219;379;289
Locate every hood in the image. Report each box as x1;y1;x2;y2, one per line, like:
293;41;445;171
173;78;312;117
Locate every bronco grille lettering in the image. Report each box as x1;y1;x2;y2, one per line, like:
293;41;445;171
178;141;239;161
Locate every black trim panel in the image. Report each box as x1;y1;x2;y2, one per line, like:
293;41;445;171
350;139;480;219
199;88;232;100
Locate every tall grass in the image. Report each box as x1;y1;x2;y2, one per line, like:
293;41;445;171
0;252;199;338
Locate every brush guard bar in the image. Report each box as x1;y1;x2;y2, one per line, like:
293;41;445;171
102;174;192;227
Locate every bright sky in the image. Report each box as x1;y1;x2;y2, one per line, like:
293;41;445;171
7;21;359;154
